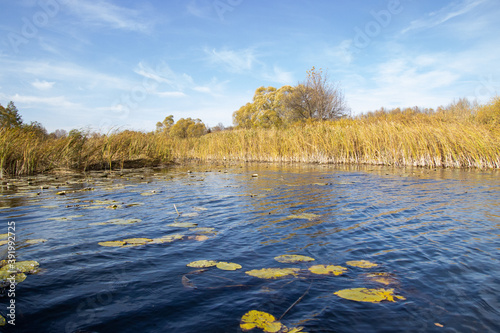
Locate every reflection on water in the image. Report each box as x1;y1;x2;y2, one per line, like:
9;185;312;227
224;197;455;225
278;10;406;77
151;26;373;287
0;164;499;332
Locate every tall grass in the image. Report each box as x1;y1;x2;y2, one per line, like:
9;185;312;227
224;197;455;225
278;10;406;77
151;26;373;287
1;97;499;177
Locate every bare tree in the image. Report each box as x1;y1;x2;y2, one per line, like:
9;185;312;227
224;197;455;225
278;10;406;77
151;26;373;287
285;67;349;121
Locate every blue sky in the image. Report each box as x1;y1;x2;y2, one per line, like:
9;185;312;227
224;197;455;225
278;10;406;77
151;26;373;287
1;0;499;132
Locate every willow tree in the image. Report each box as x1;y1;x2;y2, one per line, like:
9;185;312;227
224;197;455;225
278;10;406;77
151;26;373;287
233;85;295;128
285;67;349;120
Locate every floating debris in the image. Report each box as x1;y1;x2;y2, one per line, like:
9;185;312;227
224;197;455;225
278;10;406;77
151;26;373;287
25;239;47;245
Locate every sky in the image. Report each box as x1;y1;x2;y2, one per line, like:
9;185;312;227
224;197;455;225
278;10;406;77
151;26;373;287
1;0;499;133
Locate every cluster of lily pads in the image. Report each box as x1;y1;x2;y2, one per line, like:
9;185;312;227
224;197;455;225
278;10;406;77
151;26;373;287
0;260;40;288
0;234;47;247
184;254;405;332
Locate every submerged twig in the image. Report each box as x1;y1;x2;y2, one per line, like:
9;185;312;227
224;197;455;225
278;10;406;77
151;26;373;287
279;282;312;321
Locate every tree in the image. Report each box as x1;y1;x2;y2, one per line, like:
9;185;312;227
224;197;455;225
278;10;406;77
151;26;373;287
284;67;349;120
0;101;23;128
233;86;294;128
156;115;175;133
169;118;207;138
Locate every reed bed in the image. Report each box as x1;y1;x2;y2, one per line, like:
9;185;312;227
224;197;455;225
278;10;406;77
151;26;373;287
1;100;499;177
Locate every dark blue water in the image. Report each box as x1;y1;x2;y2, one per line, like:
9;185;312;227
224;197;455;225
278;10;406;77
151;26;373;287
0;165;499;332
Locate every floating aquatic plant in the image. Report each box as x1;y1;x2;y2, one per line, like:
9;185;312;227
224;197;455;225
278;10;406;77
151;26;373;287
274;255;315;264
365;272;397;285
187;260;218;268
0;260;40;274
216;262;242;271
308;265;347;276
346;260;378;268
245;268;300;279
151;234;183;244
25;239;47;245
240;310;282;333
286;213;320;221
334;288;405;303
167;222;198;228
98;240;126;247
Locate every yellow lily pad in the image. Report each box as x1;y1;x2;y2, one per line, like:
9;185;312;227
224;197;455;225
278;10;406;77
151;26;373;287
240;310;282;333
0;234;8;240
334;288;406;303
287;213;320;221
26;239;48;245
245;268;300;279
346;260;378;268
98;240;126;247
0;240;7;246
90;218;142;226
167;222;198;228
190;227;217;234
122;238;152;245
0;271;27;285
0;260;40;274
216;262;242;271
274;254;315;263
187;260;218;268
0;314;5;326
365;273;397;285
308;265;347;276
151;234;183;244
192;235;210;241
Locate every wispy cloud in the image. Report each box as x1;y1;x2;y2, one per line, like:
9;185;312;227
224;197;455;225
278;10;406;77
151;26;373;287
401;0;486;34
63;0;152;32
204;47;256;73
261;66;294;85
134;62;195;92
31;79;55;90
10;94;80;109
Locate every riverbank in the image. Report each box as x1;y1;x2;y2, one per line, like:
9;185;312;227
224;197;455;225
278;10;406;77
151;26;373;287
1;101;499;177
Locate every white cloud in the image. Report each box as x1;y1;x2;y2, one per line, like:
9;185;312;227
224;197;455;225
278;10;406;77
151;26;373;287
204;47;256;73
401;0;486;34
156;91;187;98
63;0;152;32
134;62;195;91
10;94;80;109
31;79;55;90
261;66;294;85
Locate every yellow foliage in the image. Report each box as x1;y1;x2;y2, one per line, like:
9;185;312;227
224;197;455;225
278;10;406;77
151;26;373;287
240;310;282;333
0;260;40;273
308;265;347;276
334;288;406;303
187;260;218;268
216;262;242;271
245;268;300;279
274;255;315;263
98;240;125;247
346;260;378;268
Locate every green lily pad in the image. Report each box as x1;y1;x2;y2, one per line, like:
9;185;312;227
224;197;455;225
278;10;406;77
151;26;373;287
216;262;242;271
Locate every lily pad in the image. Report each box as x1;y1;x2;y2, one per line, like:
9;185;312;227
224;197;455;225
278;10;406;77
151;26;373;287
98;240;126;247
151;234;183;244
0;260;40;274
308;265;347;276
346;260;378;268
26;239;47;245
192;235;210;241
365;272;397;285
0;234;8;240
122;238;153;245
187;260;218;268
274;254;315;263
334;288;406;303
0;314;5;326
90;218;142;226
287;213;320;221
0;271;27;286
167;222;198;228
190;227;217;234
245;268;300;279
240;310;282;333
0;240;8;246
216;262;242;271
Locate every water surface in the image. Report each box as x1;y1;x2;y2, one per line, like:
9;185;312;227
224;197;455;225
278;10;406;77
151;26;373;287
0;164;499;332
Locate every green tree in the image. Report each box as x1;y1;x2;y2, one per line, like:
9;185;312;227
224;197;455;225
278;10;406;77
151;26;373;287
0;101;23;128
169;118;207;138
